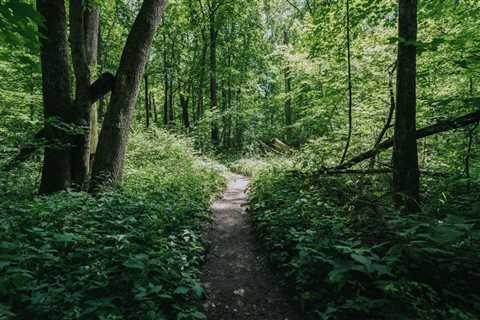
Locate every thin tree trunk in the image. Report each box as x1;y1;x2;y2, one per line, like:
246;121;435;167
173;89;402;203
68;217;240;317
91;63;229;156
163;34;169;126
393;0;420;212
370;61;397;168
197;32;208;122
152;93;157;123
180;91;190;129
340;0;353;164
168;77;175;125
210;13;219;145
144;74;150;128
91;0;168;190
36;0;73;194
465;78;477;178
283;29;293;141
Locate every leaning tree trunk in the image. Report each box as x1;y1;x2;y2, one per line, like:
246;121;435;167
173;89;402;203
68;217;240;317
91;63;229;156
36;0;73;194
90;0;168;190
393;0;420;213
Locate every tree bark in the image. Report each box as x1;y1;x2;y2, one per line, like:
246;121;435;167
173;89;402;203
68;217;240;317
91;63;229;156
393;0;420;212
69;0;93;189
36;0;73;194
90;0;168;190
85;5;100;167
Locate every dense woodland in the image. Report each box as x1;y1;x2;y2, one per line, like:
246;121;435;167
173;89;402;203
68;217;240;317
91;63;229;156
0;0;479;319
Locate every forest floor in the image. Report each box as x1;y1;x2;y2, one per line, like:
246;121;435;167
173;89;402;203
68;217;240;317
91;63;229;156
200;174;299;320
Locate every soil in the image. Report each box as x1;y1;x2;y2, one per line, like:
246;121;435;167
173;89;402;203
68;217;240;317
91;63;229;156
201;174;300;320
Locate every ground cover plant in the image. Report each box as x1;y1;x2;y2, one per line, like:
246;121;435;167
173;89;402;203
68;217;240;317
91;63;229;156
0;130;225;320
249;161;480;319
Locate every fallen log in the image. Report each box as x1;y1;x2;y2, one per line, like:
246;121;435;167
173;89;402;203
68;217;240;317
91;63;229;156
334;110;480;170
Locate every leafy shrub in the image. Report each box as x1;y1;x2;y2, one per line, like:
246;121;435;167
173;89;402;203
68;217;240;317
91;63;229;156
249;164;480;320
0;129;226;320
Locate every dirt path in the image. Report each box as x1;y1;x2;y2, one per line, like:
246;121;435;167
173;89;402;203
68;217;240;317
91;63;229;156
201;174;299;320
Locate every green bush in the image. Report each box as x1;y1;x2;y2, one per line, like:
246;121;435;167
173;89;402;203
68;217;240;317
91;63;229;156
0;129;226;320
249;164;480;320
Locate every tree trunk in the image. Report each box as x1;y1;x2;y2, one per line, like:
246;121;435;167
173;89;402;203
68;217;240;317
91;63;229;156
90;0;168;190
152;93;157;123
85;5;100;166
210;14;219;145
340;0;353;164
393;0;420;213
69;0;93;189
36;0;73;194
283;30;293;142
180;91;190;129
144;74;150;128
197;32;208;122
168;77;175;125
370;61;397;168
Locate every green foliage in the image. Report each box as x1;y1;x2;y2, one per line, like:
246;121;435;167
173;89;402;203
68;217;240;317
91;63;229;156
0;130;226;320
249;163;480;319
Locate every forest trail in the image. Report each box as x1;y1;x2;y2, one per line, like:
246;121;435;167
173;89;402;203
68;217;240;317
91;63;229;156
201;174;299;320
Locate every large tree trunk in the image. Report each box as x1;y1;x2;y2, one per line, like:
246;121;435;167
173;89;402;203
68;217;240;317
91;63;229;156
90;0;168;190
36;0;73;194
69;0;93;189
393;0;420;213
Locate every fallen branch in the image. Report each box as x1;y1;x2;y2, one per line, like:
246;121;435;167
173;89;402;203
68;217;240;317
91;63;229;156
320;169;451;178
334;110;480;170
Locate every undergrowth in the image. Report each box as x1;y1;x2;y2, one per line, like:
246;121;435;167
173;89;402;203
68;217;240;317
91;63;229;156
249;162;480;320
0;129;226;320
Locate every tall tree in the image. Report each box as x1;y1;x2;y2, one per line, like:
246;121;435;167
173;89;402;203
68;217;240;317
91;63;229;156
69;0;94;188
36;0;73;194
392;0;420;212
90;0;168;190
283;29;293;141
209;2;219;145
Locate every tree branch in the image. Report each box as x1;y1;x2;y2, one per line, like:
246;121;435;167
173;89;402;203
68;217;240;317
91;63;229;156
333;110;480;170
